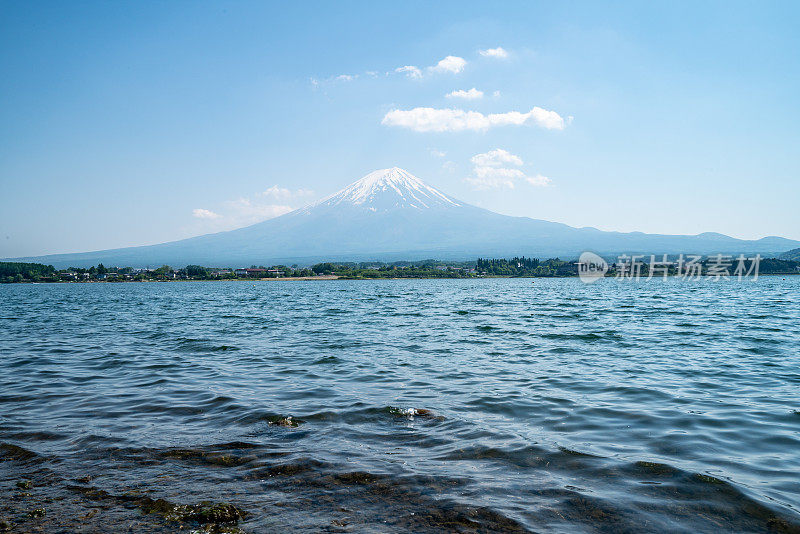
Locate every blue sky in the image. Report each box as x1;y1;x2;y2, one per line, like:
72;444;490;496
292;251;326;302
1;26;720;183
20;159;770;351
1;1;799;257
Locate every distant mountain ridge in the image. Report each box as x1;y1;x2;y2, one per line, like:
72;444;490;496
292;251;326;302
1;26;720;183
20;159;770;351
5;167;800;268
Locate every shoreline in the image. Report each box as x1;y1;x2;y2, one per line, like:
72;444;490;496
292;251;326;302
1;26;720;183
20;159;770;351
2;272;799;285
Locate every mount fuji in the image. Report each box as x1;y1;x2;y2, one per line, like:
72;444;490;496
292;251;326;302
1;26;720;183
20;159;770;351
8;167;800;268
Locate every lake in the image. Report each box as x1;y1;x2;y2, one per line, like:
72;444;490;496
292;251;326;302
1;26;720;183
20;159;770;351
1;278;799;532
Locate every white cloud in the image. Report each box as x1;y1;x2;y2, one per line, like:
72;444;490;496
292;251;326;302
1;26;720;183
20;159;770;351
465;149;551;189
335;74;355;81
471;148;523;167
395;65;422;79
428;55;467;74
493;90;501;98
429;149;447;158
192;208;221;219
479;47;508;59
381;106;566;132
446;88;483;100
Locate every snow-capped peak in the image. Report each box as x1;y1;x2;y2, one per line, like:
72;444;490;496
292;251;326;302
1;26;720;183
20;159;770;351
317;167;461;211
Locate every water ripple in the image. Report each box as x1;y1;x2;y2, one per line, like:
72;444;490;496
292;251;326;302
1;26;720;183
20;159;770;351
0;278;799;532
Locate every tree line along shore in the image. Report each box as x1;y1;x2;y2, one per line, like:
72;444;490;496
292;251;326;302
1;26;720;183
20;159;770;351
2;256;799;284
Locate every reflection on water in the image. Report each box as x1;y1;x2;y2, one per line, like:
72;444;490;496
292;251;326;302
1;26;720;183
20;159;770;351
1;278;799;532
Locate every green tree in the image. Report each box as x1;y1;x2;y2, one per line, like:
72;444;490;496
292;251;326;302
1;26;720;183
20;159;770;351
185;265;208;278
311;262;335;274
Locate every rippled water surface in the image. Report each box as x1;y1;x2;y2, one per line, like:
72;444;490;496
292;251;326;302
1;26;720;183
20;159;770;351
1;278;799;532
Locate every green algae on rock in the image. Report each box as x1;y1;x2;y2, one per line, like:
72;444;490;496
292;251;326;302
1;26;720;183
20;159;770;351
139;497;247;525
162;448;254;467
27;508;45;518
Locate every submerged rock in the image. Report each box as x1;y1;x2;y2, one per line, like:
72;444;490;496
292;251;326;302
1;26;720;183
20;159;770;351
268;415;302;427
194;525;247;533
635;461;678;476
138;497;175;516
162;448;252;467
140;497;247;525
68;485;249;529
386;407;443;420
0;443;40;463
692;473;727;485
173;502;247;524
15;480;32;490
27;508;45;518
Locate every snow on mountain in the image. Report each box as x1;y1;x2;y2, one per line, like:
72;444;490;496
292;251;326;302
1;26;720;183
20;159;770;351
309;167;461;211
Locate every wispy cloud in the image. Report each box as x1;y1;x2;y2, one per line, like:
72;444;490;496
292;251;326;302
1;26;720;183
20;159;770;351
382;106;566;132
446;88;483;100
394;55;466;79
466;149;551;189
471;148;522;167
316;54;468;88
395;65;422;79
467;167;525;189
192;208;221;219
191;186;314;230
258;186;314;200
479;47;508;59
525;174;551;186
223;198;294;225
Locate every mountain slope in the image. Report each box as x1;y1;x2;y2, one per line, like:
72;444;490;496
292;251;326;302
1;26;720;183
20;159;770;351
6;167;800;268
778;248;800;261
